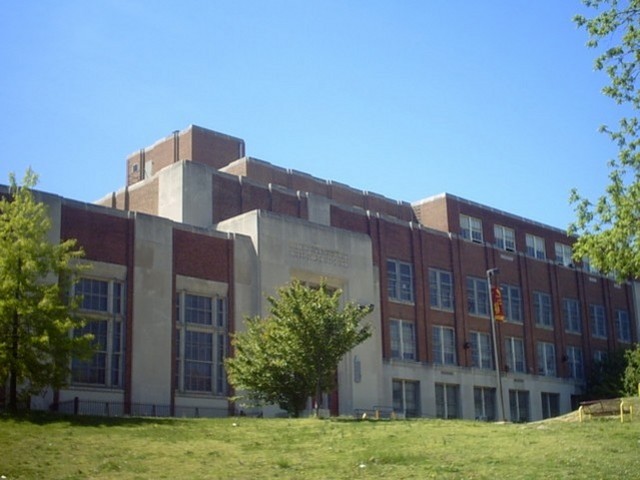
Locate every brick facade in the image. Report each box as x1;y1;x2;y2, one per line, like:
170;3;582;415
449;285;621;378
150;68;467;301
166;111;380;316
13;125;639;420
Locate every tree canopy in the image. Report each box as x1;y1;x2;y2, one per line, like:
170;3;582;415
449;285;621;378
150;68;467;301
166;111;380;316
0;169;91;411
570;0;640;280
225;280;372;417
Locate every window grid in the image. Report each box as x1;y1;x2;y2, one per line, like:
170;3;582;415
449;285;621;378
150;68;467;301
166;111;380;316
533;291;553;328
526;234;546;260
392;379;420;418
563;298;582;334
72;278;125;388
433;326;456;365
460;214;483;243
536;341;556;376
176;292;227;395
589;304;607;338
505;337;526;373
474;386;496;421
509;390;530;422
541;392;560;419
555;243;573;267
583;257;599;275
567;346;584;381
390;319;416;361
470;331;493;369
494;225;516;252
467;277;489;317
429;268;454;311
76;278;109;312
184;330;213;391
615;310;632;342
593;350;607;364
387;259;414;303
72;320;108;385
435;383;460;419
184;294;213;325
501;284;522;323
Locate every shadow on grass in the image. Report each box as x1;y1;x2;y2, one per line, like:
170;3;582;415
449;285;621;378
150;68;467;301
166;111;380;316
329;416;419;425
0;410;183;428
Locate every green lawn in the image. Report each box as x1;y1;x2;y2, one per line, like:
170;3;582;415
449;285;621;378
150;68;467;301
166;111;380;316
1;408;639;479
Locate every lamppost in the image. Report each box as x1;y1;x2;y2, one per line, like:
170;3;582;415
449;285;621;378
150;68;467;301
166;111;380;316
486;268;506;422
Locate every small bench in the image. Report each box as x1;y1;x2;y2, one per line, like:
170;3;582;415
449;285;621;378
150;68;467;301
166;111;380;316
354;406;400;420
578;399;633;423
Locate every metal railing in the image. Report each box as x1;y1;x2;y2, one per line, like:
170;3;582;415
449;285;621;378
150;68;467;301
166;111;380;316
50;397;229;418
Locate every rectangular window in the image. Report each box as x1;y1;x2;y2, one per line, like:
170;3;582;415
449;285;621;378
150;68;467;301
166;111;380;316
501;284;522;323
184;294;213;325
176;293;227;395
71;278;125;388
72;320;108;385
494;225;516;252
474;386;496;421
505;337;526;373
555;243;573;267
390;319;416;361
589;304;607;338
435;383;460;419
76;277;109;312
533;291;553;328
567;346;584;381
387;259;414;303
526;234;546;259
615;310;632;343
536;342;556;376
433;326;456;365
541;392;560;419
392;379;420;418
460;214;483;243
509;390;530;422
563;298;582;334
470;331;493;369
467;277;489;317
184;330;213;391
429;268;454;311
593;350;608;364
582;257;599;275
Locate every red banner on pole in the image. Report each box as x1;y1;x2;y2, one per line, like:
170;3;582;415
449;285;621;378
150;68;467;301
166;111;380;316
491;286;505;322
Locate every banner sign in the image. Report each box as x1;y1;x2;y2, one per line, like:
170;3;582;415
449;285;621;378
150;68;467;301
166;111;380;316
491;286;505;322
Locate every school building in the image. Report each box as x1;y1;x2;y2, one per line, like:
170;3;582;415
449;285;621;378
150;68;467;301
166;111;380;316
17;125;639;421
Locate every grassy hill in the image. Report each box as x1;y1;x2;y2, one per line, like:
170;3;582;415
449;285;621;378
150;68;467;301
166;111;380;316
1;404;639;479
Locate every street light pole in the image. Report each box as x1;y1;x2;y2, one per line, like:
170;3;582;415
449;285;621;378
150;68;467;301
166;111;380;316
487;268;506;422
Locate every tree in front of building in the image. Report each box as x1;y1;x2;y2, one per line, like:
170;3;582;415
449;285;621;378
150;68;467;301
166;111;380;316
585;349;627;399
623;344;640;395
225;280;372;417
569;0;640;280
0;169;91;411
584;346;640;399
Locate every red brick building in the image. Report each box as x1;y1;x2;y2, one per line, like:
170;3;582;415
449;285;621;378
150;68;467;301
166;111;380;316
13;125;638;421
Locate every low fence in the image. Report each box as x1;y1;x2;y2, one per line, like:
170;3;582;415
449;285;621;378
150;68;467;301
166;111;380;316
50;397;229;419
354;405;401;419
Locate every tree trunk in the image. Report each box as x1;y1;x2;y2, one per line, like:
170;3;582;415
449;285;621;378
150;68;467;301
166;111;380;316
314;376;322;418
9;257;22;412
8;308;19;412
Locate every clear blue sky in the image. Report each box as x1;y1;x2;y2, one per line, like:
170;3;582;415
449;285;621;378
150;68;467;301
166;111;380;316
0;1;621;230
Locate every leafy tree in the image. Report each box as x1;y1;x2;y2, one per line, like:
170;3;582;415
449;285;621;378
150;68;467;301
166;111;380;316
622;344;640;395
225;280;372;417
569;0;640;280
0;169;91;411
584;349;627;399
